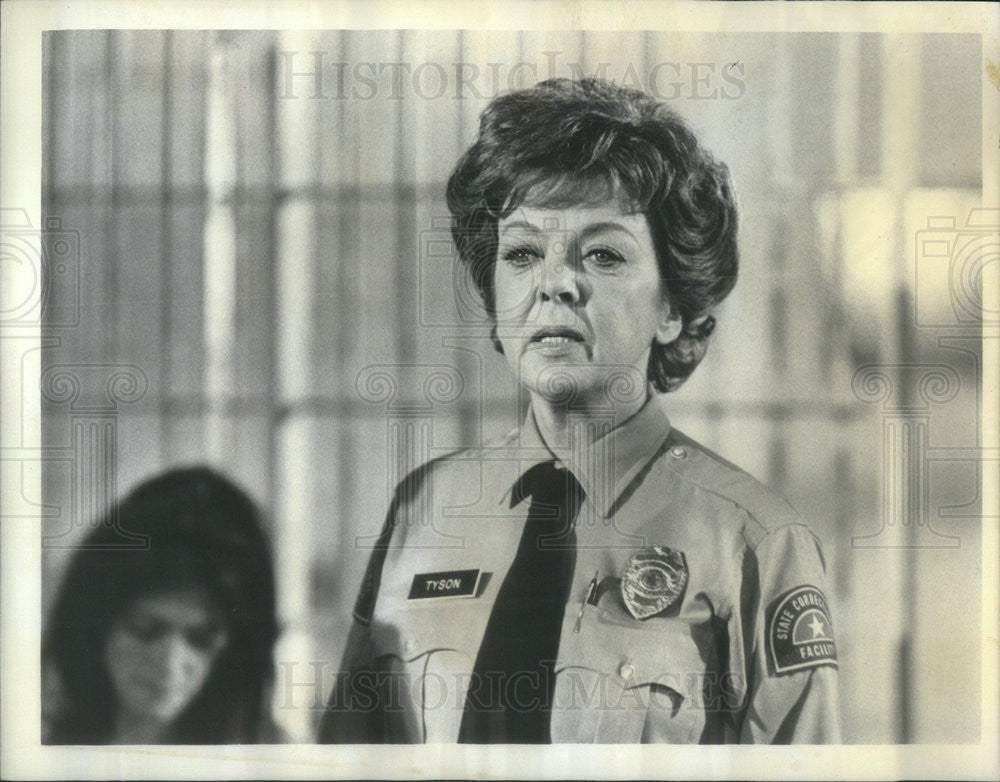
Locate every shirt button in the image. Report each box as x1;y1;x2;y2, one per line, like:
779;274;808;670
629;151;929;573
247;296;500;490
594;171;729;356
669;446;687;460
619;662;636;681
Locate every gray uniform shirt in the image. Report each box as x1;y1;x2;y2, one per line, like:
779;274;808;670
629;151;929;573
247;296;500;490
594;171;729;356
320;395;840;743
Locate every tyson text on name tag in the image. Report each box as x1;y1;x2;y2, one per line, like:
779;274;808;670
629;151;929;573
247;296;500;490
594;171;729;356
408;569;481;600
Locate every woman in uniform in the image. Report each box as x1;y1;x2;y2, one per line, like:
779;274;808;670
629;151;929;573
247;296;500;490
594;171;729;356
320;77;840;744
43;466;282;744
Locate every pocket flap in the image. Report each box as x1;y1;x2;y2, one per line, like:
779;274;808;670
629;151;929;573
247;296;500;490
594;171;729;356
370;600;488;662
556;604;709;698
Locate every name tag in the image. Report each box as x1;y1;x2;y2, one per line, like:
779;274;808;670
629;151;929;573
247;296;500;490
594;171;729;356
408;569;481;600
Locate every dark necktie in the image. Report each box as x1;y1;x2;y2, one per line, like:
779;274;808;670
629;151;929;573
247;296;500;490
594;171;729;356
458;460;584;743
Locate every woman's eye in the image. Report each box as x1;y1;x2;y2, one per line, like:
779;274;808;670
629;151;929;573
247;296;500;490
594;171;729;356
499;246;540;267
185;626;227;652
585;248;625;267
123;618;166;643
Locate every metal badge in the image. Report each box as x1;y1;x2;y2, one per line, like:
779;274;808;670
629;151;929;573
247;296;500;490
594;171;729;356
620;546;688;620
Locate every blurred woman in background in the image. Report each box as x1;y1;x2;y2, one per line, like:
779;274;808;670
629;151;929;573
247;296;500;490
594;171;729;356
43;466;282;744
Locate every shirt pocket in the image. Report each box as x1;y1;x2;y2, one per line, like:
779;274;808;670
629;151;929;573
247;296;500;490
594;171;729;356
550;602;710;744
369;601;483;742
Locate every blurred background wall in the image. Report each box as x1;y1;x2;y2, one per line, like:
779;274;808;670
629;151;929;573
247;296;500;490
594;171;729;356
39;29;986;743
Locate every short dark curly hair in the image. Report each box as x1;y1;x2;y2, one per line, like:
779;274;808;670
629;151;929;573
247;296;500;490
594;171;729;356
446;77;739;391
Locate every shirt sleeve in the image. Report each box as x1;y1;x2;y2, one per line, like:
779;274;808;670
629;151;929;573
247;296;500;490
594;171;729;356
737;523;841;744
317;480;424;744
317;568;423;742
317;483;393;743
317;619;387;743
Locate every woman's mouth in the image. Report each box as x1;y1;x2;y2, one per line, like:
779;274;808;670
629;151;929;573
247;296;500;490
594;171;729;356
525;327;590;356
528;326;586;344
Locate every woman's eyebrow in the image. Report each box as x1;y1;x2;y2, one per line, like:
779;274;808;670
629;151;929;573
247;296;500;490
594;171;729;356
579;221;639;242
499;220;639;240
498;219;540;236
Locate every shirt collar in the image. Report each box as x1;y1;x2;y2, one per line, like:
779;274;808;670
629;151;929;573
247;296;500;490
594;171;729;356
502;394;673;518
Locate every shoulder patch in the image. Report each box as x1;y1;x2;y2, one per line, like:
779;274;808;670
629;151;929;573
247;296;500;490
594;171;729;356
766;585;838;675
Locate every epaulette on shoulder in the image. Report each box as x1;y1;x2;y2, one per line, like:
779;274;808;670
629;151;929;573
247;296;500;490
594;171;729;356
662;427;803;544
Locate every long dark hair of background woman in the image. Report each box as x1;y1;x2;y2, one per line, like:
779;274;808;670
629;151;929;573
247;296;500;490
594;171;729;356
42;466;279;744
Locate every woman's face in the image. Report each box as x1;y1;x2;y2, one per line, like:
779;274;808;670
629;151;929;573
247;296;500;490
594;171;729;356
103;585;229;728
493;197;681;410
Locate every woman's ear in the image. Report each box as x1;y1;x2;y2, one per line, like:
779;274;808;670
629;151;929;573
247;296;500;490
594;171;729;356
654;309;683;345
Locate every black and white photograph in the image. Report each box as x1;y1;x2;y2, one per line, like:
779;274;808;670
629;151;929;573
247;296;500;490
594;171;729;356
1;0;997;779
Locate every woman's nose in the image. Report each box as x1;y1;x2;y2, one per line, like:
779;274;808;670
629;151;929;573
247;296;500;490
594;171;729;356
156;634;200;678
539;241;580;304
